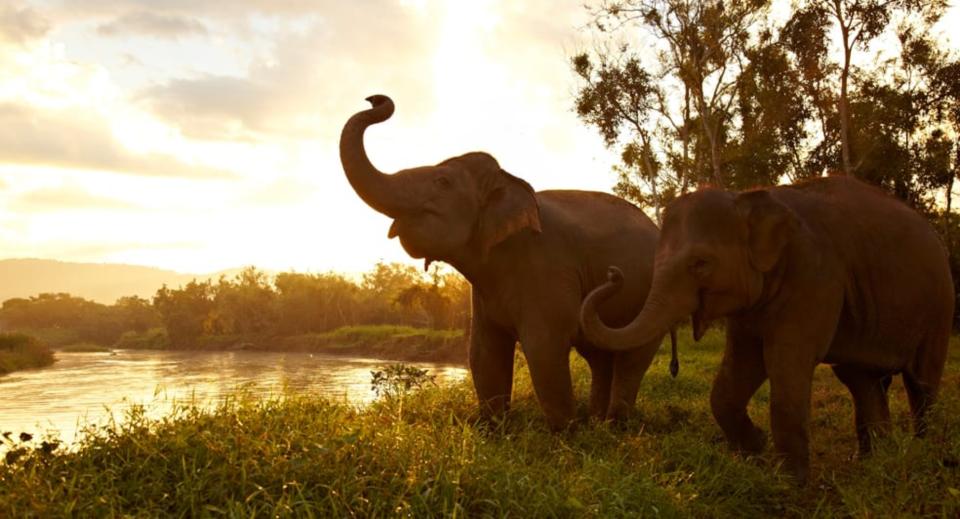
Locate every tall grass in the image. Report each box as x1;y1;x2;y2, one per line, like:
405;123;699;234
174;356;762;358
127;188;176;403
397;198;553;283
0;330;957;516
0;333;54;375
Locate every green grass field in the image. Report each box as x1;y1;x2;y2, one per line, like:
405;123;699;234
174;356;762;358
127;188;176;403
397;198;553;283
1;329;958;517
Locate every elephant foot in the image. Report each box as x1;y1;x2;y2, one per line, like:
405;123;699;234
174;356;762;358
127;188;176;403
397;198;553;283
783;459;810;486
730;426;767;455
604;402;634;423
546;418;578;433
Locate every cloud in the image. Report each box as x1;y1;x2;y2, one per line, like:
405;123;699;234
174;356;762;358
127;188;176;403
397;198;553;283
55;1;331;20
0;102;234;178
0;3;50;46
11;185;137;211
139;74;271;140
136;1;440;140
97;11;208;39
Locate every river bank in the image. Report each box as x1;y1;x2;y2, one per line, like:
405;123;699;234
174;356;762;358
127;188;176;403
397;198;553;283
0;333;54;376
111;325;468;365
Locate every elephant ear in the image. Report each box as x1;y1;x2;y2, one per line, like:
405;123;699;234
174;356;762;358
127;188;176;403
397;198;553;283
734;190;797;273
477;170;541;258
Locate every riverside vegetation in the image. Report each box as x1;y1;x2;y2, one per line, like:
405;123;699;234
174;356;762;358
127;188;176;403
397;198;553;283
0;262;470;363
1;329;957;517
0;333;53;376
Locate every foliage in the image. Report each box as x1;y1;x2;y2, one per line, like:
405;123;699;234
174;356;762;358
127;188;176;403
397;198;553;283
575;0;960;323
0;333;54;375
574;0;958;204
150;263;471;348
0;262;472;350
370;363;436;399
0;293;159;347
113;327;170;350
1;329;958;516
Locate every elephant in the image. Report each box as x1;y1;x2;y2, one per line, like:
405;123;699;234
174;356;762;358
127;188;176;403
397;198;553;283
340;95;675;428
580;176;953;482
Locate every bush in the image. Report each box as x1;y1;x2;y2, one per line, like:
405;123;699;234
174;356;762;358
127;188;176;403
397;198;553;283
0;333;54;375
113;328;169;350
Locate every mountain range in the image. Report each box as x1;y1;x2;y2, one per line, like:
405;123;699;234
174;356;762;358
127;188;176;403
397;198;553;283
0;258;245;304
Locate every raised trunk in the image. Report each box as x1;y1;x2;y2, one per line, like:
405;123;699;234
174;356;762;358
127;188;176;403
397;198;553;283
339;95;407;217
580;266;694;351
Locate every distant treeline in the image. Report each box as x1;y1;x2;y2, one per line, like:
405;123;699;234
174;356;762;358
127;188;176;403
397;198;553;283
0;262;470;349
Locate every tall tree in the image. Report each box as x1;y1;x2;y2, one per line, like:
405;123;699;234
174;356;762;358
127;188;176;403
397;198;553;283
574;0;771;217
796;0;948;176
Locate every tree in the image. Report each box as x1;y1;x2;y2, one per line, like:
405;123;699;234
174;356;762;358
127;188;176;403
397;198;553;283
574;0;772;218
795;0;948;176
153;280;215;346
211;267;277;336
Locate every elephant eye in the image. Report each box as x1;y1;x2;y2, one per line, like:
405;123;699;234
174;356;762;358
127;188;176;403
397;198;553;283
434;176;452;189
690;257;713;278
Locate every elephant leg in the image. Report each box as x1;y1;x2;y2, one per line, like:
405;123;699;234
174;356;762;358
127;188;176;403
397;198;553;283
711;327;767;454
764;340;817;483
520;327;576;431
831;365;892;456
469;312;517;422
903;335;947;438
607;336;661;421
577;347;614;419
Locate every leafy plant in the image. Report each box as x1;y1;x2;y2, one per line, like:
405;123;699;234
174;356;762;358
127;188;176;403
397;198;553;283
370;363;436;399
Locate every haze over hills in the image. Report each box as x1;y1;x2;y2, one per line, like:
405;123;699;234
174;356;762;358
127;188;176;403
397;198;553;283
0;259;248;304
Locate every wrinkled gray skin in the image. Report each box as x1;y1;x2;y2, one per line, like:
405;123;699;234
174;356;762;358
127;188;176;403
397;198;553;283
580;177;953;482
340;95;668;428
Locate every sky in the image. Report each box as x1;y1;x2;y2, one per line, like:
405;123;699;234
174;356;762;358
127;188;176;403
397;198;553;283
0;1;957;275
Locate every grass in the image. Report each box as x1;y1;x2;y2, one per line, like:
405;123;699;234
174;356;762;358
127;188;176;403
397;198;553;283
58;342;111;353
0;333;55;376
0;329;958;516
313;324;465;342
282;325;467;364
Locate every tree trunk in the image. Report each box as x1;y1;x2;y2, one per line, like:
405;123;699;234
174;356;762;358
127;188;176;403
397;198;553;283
681;85;691;194
837;2;854;176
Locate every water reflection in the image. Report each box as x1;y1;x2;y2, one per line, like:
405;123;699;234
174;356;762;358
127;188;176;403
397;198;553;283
0;349;467;447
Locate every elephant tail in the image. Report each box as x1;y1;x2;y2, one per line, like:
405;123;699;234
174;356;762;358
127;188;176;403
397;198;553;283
669;326;679;378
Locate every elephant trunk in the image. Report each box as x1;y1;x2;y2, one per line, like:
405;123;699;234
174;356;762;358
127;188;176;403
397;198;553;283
580;264;694;352
339;95;408;217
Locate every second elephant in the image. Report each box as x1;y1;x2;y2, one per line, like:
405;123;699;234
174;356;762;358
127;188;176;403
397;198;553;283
580;176;953;482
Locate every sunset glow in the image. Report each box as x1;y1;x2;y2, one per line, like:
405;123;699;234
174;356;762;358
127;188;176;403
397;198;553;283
1;1;958;274
0;1;622;274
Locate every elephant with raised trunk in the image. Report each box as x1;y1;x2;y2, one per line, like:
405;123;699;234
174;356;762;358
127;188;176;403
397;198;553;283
580;176;953;482
340;95;673;428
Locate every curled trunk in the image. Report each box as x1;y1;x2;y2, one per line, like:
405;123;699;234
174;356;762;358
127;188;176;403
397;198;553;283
339;95;407;217
580;265;694;351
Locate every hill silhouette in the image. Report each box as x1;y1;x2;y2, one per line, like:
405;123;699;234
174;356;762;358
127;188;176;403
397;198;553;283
0;258;244;304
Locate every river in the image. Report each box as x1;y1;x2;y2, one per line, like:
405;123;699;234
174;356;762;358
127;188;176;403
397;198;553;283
0;349;467;448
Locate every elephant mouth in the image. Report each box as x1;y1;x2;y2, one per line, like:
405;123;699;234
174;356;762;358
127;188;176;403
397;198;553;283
386;216;436;271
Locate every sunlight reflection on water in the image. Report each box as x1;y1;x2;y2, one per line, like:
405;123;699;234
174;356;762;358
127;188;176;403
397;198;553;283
0;349;467;448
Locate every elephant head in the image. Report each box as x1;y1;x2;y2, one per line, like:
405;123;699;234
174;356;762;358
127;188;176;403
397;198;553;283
340;95;541;269
580;188;798;349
